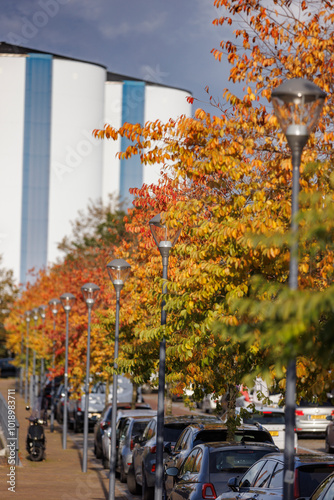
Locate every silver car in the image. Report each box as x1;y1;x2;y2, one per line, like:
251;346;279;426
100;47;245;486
116;412;157;482
295;396;334;435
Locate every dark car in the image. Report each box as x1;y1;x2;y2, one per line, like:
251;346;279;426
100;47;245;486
164;423;278;498
93;401;152;460
309;471;334;500
127;415;222;500
166;441;279;500
0;358;18;378
324;411;334;453
216;453;334;500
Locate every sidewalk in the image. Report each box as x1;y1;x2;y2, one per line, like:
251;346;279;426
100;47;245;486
0;378;128;500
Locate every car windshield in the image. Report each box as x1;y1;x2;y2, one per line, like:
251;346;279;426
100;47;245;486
298;466;334;497
242;412;285;425
210;449;274;473
163;424;188;443
132;421;149;436
298;398;334;408
233;431;273;443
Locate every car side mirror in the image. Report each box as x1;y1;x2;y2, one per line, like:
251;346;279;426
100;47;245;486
165;467;179;477
25;406;30;411
227;477;240;492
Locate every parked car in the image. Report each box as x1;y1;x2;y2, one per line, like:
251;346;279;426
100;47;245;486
101;409;157;470
295;396;334;435
127;415;223;500
164;422;278;498
216;453;334;500
68;383;105;433
0;358;18;378
93;401;152;460
309;471;334;500
325;411;334;453
166;441;280;500
116;411;157;480
236;406;298;451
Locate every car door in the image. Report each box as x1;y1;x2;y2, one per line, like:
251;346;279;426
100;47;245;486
238;459;282;500
170;447;204;500
134;419;156;485
165;429;192;496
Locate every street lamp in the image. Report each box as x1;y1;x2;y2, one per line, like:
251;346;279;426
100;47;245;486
149;213;181;500
272;78;326;500
60;292;76;449
106;258;131;500
81;282;100;473
49;298;61;433
24;310;31;405
32;307;39;409
38;305;47;392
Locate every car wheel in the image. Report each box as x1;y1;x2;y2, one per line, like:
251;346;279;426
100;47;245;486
325;435;334;453
127;464;141;495
142;470;154;500
119;462;127;483
102;453;109;469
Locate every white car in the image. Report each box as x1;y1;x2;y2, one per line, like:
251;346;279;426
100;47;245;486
236;406;298;451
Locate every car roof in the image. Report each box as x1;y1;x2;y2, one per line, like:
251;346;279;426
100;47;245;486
117;410;157;418
181;422;269;432
237;406;285;413
252;452;334;466
147;414;222;424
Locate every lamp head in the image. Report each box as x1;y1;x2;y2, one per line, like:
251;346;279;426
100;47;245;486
38;305;47;320
81;282;100;308
272;78;326;140
49;298;61;316
60;293;76;312
149;213;181;250
25;310;31;323
106;259;131;287
32;308;39;323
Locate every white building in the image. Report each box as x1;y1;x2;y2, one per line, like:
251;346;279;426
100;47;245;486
0;43;191;284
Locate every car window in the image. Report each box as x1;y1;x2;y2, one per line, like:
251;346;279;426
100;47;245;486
322;481;334;500
311;475;334;500
181;449;200;475
120;420;130;440
174;429;187;451
298;398;334;408
210;449;275;473
269;463;284;488
240;460;267;488
163;424;187;443
298;466;334;498
242;412;285;425
132;421;149;438
146;420;156;440
193;449;203;473
253;460;276;488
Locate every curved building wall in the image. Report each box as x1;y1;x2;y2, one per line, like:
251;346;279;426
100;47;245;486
0;55;26;279
48;59;105;264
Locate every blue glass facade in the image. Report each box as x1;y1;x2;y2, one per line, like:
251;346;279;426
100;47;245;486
20;54;52;284
120;81;145;205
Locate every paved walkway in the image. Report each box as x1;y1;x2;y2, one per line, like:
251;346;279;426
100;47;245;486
0;377;128;500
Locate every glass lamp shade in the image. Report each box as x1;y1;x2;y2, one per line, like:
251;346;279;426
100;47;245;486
81;282;100;306
272;78;326;138
32;308;39;323
106;259;131;285
149;213;181;249
60;292;76;312
38;305;47;320
25;310;31;323
49;298;61;316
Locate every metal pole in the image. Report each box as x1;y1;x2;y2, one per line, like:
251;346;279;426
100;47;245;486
83;305;92;473
25;320;30;405
63;309;70;449
20;333;24;397
108;286;122;500
50;338;55;432
32;350;36;410
155;251;169;500
283;140;304;500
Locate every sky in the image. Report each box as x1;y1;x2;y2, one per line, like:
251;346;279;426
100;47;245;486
0;0;242;114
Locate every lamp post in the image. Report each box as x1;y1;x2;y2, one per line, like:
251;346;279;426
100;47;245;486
38;305;47;391
24;310;31;405
60;292;76;449
81;282;100;473
106;258;131;500
49;298;61;433
31;308;39;409
149;213;181;500
272;78;326;500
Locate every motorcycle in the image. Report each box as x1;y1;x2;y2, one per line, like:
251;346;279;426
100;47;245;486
25;406;46;461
